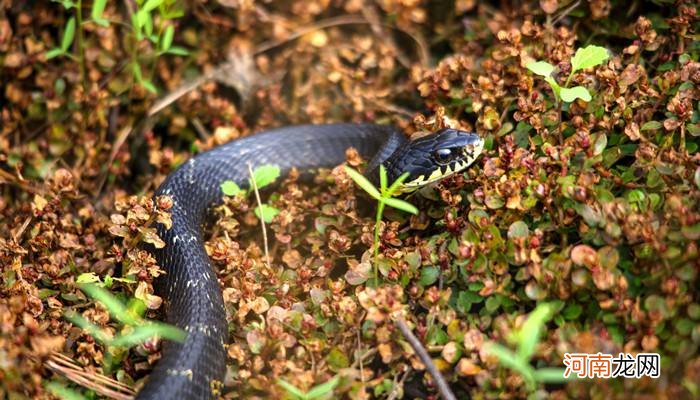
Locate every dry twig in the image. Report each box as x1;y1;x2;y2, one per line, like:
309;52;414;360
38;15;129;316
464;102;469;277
395;318;457;400
46;352;136;400
247;162;271;267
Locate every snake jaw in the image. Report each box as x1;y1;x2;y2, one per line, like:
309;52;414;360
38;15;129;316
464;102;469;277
392;129;484;192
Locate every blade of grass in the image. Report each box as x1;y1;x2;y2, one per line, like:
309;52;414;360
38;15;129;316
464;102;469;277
517;303;553;361
383;197;418;215
110;323;186;347
79;284;140;326
484;342;536;387
344;166;381;200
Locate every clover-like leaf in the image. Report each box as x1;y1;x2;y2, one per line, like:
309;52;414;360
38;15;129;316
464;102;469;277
221;180;243;196
570;45;609;73
254;204;279;223
559;86;592;102
250;165;281;189
526;61;555;77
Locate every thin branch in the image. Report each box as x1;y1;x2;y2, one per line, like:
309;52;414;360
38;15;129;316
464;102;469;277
395;318;456;400
0;168;44;195
247;162;271;267
552;0;582;26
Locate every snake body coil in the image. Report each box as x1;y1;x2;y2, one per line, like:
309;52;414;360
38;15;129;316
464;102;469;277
139;124;483;399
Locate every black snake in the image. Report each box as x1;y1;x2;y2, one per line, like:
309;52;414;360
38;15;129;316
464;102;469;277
138;124;483;399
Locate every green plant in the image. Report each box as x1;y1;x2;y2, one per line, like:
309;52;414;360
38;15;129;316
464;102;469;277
221;164;282;223
277;376;340;400
66;284;186;373
527;45;609;103
47;0;188;94
76;272;135;288
45;14;77;60
483;303;570;394
45;382;86;400
344;165;418;282
129;0;189;93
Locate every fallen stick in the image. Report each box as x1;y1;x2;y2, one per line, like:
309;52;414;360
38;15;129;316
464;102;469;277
395;318;457;400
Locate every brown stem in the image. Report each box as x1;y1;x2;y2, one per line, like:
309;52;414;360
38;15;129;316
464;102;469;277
395;318;457;400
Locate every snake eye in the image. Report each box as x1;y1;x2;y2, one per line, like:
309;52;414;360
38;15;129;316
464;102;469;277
432;148;455;165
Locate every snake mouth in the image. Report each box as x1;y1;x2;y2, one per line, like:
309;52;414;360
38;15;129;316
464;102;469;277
460;136;485;167
400;132;484;191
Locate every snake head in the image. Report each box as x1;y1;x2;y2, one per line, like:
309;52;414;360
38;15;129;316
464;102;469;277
384;128;484;193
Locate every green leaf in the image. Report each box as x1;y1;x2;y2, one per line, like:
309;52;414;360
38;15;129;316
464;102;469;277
161;25;174;51
593;133;607;156
485;296;501;312
507;221;529;239
52;0;76;10
65;312;111;344
562;303;583;320
132;62;144;81
533;368;571;383
91;0;108;25
277;379;306;399
326;348;349;371
165;46;189;56
131;13;142;39
626;189;645;204
306;376;340;399
45;48;65;59
484;342;535;385
526;61;555;77
143;11;154;37
570;45;609;73
254;204;279;223
559;86;591;102
379;164;388;191
221;180;243;196
386;171;410;197
687;123;700;137
93;17;110;27
695;167;700;189
382;197;418;215
79;284;140;326
45;381;87;400
419;266;439;286
517;303;553;361
641;121;662;131
141;79;158;94
344;166;381;200
251;165;281;189
135;9;149;29
76;272;102;285
61;17;76;52
110;323;186;347
142;0;164;12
